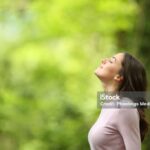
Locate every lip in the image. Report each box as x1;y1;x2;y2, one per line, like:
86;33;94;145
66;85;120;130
100;65;103;69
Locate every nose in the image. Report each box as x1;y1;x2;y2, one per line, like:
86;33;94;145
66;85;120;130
101;58;108;64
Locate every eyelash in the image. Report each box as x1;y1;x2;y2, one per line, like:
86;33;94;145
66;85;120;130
109;60;113;63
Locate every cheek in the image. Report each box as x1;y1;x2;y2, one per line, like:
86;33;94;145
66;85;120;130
107;66;118;74
103;67;116;78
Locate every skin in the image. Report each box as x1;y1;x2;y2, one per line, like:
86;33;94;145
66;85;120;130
94;53;124;92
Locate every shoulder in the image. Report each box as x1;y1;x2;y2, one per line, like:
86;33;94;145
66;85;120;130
113;107;140;126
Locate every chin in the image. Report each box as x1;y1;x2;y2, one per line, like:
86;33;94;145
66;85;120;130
94;69;102;80
94;68;99;75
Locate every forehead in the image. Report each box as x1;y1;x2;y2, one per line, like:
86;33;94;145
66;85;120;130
113;53;124;63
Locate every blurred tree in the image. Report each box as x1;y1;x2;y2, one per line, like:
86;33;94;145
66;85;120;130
136;0;150;76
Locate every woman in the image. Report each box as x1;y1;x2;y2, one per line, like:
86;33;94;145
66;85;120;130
88;52;149;150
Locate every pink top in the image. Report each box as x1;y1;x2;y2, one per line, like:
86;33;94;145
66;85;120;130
88;102;141;150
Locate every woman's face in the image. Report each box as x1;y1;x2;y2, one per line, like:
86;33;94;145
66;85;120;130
95;53;124;82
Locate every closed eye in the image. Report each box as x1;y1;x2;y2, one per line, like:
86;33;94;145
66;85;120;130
109;60;113;63
109;57;116;63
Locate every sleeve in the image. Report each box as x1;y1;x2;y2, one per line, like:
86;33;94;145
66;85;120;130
115;108;141;150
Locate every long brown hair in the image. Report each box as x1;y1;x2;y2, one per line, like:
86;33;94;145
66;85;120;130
118;52;149;142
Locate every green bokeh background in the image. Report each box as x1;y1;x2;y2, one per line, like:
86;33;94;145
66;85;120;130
0;0;150;149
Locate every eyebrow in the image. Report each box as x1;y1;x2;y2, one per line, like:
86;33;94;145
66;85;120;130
112;56;117;62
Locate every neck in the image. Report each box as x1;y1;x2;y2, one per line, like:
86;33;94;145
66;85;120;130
102;82;118;92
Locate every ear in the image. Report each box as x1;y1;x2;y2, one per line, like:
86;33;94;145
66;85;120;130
114;74;124;82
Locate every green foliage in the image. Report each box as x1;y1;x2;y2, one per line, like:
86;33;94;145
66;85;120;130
0;0;149;150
